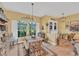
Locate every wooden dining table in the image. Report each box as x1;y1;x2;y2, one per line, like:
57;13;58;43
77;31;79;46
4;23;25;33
17;37;43;56
28;37;43;56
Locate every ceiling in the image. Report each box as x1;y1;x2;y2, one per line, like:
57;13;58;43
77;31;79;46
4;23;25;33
2;2;79;17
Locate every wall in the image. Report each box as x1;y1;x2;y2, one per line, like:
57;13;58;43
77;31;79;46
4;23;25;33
3;7;79;45
4;10;40;35
40;14;79;45
58;13;79;34
40;16;59;45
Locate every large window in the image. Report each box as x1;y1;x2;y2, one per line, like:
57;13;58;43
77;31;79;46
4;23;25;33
29;21;36;37
18;19;36;37
18;20;27;37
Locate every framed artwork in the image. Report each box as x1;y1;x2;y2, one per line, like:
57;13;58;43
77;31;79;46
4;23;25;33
70;20;79;32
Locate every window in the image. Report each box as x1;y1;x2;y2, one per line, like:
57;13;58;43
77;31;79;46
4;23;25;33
54;23;56;30
29;22;36;37
49;22;53;30
18;20;27;37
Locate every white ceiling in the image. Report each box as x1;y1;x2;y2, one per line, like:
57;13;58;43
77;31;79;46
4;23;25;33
2;2;79;17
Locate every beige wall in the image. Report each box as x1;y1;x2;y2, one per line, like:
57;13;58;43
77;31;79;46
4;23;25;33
58;13;79;34
39;14;79;45
4;10;40;34
40;16;58;33
3;8;79;42
40;16;59;45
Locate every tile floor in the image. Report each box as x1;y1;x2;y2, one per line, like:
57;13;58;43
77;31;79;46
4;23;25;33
1;38;79;56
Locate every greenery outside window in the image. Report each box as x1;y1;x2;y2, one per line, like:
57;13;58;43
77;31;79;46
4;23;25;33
18;20;27;37
29;21;36;37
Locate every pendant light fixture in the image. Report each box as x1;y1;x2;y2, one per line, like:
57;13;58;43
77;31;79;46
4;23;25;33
61;13;65;20
31;3;34;21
